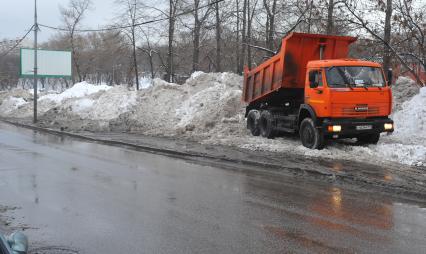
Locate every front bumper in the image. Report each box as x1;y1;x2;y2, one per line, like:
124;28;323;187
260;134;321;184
321;117;394;137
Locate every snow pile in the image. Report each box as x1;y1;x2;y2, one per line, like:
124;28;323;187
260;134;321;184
71;86;137;120
125;72;244;136
391;87;426;145
39;81;111;103
392;76;419;111
139;77;153;89
175;82;242;129
0;97;27;115
0;89;32;105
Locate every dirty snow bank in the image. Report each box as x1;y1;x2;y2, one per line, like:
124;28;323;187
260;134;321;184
392;77;420;112
122;72;244;136
206;132;426;167
61;86;137;120
0;97;27;115
391;87;426;145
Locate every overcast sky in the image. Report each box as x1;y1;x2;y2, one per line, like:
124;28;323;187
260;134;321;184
0;0;116;42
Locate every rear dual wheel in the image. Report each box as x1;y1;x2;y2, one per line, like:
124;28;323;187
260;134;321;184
259;111;275;139
247;110;275;138
247;110;260;136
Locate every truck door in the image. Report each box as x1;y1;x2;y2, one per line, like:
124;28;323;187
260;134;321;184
306;69;326;116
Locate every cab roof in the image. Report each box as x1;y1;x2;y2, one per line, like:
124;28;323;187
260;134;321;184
307;59;382;68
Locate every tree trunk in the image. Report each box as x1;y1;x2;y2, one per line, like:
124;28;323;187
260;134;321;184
236;0;240;73
383;0;392;71
192;0;202;72
215;1;221;72
326;0;334;35
192;0;200;72
167;0;175;82
247;0;254;68
264;0;277;51
131;25;139;90
149;51;155;79
238;0;247;73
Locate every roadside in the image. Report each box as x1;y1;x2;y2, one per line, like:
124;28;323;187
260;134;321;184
0;73;425;169
2;119;426;202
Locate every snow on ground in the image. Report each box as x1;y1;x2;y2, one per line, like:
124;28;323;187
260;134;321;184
391;87;426;144
39;81;111;103
70;86;137;120
0;97;27;115
392;77;419;112
139;77;153;89
0;73;425;167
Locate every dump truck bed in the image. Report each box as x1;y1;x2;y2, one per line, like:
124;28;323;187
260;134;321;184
242;33;357;104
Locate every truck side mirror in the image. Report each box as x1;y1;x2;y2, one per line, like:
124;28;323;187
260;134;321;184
309;71;318;88
387;69;393;86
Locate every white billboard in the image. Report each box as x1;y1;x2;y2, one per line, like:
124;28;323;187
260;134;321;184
20;48;72;78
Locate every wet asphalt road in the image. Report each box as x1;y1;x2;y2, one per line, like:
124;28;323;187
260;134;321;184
0;123;425;254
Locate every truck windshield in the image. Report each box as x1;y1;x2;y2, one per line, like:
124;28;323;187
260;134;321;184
325;66;385;88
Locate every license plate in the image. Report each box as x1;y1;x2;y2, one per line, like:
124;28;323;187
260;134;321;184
356;125;372;130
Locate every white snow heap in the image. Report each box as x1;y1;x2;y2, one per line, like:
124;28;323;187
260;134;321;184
391;87;426;145
39;81;111;103
69;86;137;120
127;71;244;135
0;97;27;115
392;76;419;111
139;77;153;89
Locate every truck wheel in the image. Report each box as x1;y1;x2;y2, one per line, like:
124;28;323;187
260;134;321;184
299;118;325;149
357;133;380;145
247;110;260;136
259;110;275;138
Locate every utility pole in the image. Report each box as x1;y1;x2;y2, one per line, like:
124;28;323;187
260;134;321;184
33;0;39;123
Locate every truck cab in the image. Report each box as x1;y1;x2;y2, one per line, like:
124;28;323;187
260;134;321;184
300;59;393;148
243;33;394;149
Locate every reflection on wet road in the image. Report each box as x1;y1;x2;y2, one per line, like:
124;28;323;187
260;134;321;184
0;123;425;253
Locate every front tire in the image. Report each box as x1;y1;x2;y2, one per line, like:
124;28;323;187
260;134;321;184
299;118;325;149
357;133;380;145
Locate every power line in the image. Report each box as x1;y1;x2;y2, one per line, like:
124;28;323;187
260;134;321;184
0;25;34;59
39;0;225;33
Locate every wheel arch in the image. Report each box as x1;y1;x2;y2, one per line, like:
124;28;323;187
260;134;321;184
297;104;318;130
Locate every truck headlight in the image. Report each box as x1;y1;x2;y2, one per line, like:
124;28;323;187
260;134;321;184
384;123;393;130
328;125;342;132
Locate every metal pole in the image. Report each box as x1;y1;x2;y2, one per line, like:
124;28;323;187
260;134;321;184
33;0;38;123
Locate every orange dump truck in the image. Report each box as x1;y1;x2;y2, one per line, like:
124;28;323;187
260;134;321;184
243;32;394;149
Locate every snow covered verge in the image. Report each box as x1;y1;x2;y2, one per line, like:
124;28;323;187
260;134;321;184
0;74;425;168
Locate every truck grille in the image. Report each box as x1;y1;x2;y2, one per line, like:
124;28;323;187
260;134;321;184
341;106;380;116
331;104;387;117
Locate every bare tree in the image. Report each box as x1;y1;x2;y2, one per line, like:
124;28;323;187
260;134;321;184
263;0;278;51
60;0;92;84
344;0;425;86
393;0;426;76
326;0;334;34
215;0;222;72
116;0;142;90
189;0;213;72
382;0;392;71
167;0;179;82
